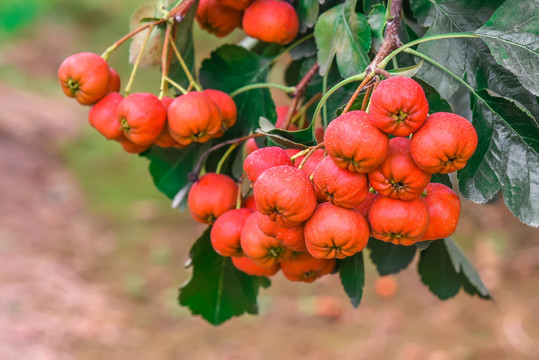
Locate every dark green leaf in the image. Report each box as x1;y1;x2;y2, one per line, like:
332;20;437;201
296;0;319;33
339;252;365;308
289;36;317;60
474;0;539;96
416;0;539;116
417;239;461;300
415;241;432;251
199;45;277;137
142;143;207;199
178;228;269;325
368;3;386;52
367;238;417;275
430;173;453;188
458;90;539;227
413;77;453;114
314;0;372;77
445;238;491;299
409;0;435;27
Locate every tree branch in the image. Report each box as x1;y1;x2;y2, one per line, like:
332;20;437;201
282;62;320;130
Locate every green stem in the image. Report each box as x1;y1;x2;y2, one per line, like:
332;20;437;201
403;48;475;93
311;72;366;130
379;33;480;70
322;62;331;128
124;24;154;96
230;83;295;98
216;144;238;174
164;76;188;94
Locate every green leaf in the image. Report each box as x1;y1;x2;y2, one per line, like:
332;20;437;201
409;0;435;27
368;3;386;52
142;143;208;199
314;0;372;78
458;89;539;227
367;239;417;275
257;117;316;148
413;77;453;114
431;173;453;188
416;0;539;116
474;0;539;96
418;238;491;300
339;252;365;308
444;238;491;299
296;0;319;33
168;0;198;88
199;45;277;137
417;239;461;300
178;228;269;325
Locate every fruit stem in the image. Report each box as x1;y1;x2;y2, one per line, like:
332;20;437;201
124;24;154;96
289;148;311;161
291;93;322;128
188;133;265;183
236;179;243;209
341;75;375;115
298;142;324;170
216;143;239;174
282;62;320;130
361;83;374;112
164;76;188;95
169;36;203;92
159;22;174;100
230;83;296;98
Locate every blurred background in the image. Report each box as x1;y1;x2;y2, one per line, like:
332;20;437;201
1;1;538;359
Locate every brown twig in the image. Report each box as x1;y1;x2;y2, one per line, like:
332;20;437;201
282;62;320;130
361;85;373;112
188;133;265;183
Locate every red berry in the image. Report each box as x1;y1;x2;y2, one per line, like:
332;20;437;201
243;146;294;184
196;0;243;37
211;208;253;257
243;0;299;45
188;173;238;224
88;92;124;140
280;252;335;283
420;183;461;241
117;92;167;145
232;256;279;277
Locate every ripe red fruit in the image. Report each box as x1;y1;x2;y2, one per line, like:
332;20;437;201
244;138;260;155
116;137;151;154
154;96;180;148
211;208;253;257
88;92;124;140
243;0;299;45
217;0;253;10
243;146;294;183
325;110;389;173
312;156;369;208
107;66;121;93
232;256;279;277
410;112;478;174
254;165;317;227
188;173;238;224
58;52;110;105
204;89;237;135
240;212;292;267
196;0;243;37
280;252;335;283
368;195;430;245
355;191;376;218
304;203;369;259
421;183;461;241
258;213;306;252
167;92;222;146
117;92;167;145
368;137;431;201
369;76;429;137
291;149;325;177
242;195;257;211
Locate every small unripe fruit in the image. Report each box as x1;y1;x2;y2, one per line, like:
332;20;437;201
254;165;317;227
243;0;299;45
232;256;279;276
368;196;430;245
410;112;478;174
188;173;238;224
211;208;253;257
117;93;167;145
325;111;389;173
369;76;429;137
304;203;369;259
244;146;294;184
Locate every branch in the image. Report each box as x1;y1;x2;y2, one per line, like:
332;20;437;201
282;62;320;130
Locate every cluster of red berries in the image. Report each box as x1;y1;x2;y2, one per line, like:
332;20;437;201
187;76;478;282
58;52;237;153
196;0;299;44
